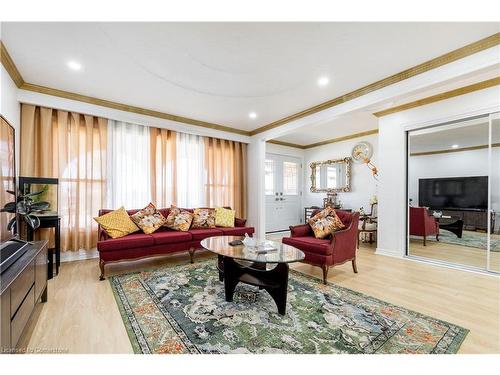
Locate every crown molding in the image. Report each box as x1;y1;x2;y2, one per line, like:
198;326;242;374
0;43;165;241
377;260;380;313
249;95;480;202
374;76;500;117
19;82;250;136
2;32;499;140
266;139;306;149
250;32;500;135
269;128;379;150
410;142;500;157
0;41;24;87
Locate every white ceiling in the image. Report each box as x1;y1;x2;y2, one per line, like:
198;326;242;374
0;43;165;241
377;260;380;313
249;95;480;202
2;22;499;132
409;117;500;153
273;64;500;146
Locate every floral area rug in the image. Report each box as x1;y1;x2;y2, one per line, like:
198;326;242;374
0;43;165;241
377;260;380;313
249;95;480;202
109;260;468;354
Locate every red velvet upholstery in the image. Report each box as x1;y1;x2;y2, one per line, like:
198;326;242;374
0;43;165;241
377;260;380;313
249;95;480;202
96;207;254;280
283;210;359;284
409;207;439;245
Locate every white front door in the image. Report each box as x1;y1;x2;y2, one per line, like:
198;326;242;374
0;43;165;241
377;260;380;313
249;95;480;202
265;153;302;232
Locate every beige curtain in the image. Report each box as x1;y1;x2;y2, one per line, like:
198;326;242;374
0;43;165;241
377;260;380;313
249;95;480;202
204;137;247;217
21;104;107;252
150;127;177;207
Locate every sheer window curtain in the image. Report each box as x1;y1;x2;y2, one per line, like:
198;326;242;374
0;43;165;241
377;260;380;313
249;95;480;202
176;133;205;208
106;120;151;209
204;138;247;217
20;104;107;252
150;127;177;207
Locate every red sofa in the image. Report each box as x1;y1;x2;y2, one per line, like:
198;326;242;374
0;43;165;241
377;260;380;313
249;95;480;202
96;207;254;280
282;210;359;284
409;207;439;246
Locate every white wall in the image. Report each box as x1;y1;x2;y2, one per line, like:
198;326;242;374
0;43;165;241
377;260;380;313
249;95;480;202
377;85;500;258
0;65;20;174
303;133;378;212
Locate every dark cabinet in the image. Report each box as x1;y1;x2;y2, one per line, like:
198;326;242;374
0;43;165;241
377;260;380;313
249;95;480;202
441;209;494;232
0;241;48;352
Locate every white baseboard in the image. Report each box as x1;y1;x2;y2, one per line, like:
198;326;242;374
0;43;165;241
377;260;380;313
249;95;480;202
60;249;99;263
375;247;404;258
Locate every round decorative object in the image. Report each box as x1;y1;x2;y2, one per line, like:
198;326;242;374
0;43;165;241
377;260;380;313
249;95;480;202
351;141;373;163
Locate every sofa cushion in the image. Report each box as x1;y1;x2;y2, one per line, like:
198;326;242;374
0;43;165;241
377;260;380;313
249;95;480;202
94;207;140;239
98;233;154;252
282;236;332;256
219;226;255;236
215;207;235;227
151;230;192;245
192;208;216;229
165;207;194;232
130;203;167;234
188;228;224;241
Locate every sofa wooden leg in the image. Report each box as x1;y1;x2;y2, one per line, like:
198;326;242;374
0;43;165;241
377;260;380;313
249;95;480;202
436;233;439;241
99;259;105;281
321;265;329;284
188;248;196;264
423;236;427;246
352;258;358;273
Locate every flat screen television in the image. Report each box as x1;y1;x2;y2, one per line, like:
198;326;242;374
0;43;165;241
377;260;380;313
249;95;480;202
418;176;488;210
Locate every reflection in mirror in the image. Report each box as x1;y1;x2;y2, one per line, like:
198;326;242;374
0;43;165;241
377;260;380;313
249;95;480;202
489;112;500;273
310;157;351;193
407;115;495;271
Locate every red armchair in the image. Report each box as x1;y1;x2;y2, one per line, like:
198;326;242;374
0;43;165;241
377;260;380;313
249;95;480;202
282;210;359;284
409;207;439;246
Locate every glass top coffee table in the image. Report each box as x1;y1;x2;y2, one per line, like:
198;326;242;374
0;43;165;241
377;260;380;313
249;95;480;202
200;235;305;315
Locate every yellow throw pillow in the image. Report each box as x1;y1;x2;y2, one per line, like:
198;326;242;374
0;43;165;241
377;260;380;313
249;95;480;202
130;203;167;234
308;207;345;239
94;207;139;239
215;207;235;228
192;208;216;229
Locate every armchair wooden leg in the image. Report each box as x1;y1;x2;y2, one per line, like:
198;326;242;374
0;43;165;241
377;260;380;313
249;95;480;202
423;236;426;246
352;258;358;273
99;259;105;281
321;265;329;284
436;233;439;241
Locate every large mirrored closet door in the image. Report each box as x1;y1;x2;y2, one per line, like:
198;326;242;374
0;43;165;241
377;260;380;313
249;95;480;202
488;112;500;273
407;113;499;273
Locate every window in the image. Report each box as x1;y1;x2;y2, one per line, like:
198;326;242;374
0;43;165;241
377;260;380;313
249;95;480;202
283;161;298;195
265;159;275;195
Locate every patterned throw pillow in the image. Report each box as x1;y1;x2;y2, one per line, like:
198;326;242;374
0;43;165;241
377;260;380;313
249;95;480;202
130;203;167;234
94;207;139;239
165;206;194;232
308;207;345;239
192;208;216;229
215;207;235;228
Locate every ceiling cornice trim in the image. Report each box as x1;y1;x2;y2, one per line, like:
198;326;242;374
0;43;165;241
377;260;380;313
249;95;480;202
250;32;500;136
19;82;250;136
0;41;24;87
267;139;306;149
410;142;500;157
304;129;379;149
374;76;500;117
269;128;379;150
0;39;250;137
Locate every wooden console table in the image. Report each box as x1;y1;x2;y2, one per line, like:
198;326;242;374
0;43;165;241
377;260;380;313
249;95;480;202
1;240;48;352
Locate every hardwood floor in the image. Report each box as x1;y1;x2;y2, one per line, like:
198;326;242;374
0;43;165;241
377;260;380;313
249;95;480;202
409;232;500;272
25;242;500;354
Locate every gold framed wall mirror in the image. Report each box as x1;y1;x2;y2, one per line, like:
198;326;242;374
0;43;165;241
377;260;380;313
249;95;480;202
310;157;352;193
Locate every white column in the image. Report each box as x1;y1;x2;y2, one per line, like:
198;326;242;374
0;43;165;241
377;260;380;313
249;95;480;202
247;137;266;238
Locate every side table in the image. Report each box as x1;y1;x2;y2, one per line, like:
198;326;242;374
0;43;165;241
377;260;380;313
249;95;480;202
26;216;61;279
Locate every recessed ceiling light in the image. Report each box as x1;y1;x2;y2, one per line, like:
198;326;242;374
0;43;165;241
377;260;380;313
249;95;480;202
451;144;459;149
317;76;329;87
67;61;82;71
248;112;257;119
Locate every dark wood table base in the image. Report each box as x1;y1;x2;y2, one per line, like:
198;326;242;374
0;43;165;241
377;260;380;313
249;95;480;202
217;255;289;315
438;218;464;238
